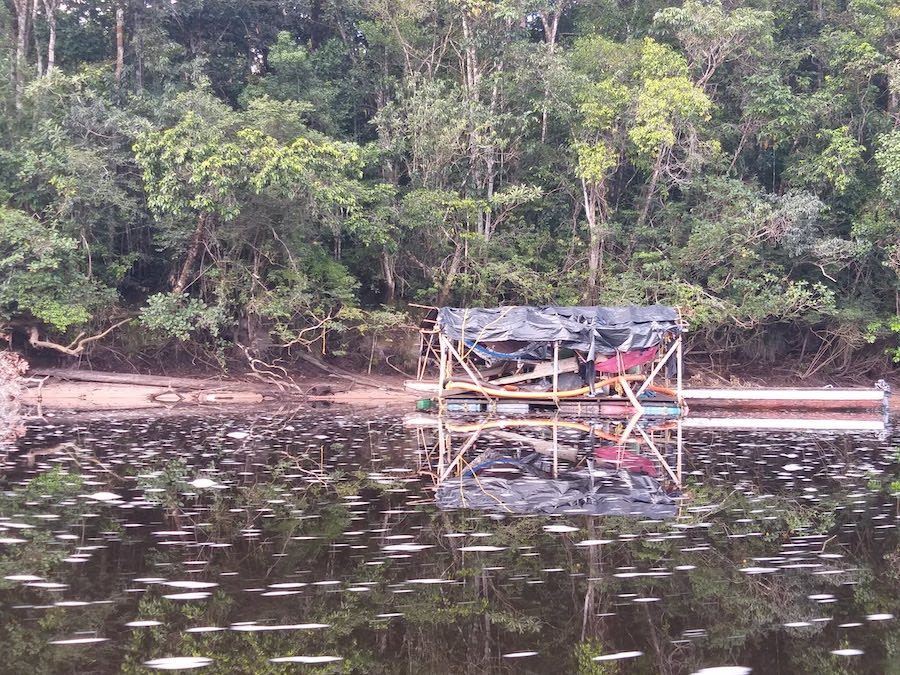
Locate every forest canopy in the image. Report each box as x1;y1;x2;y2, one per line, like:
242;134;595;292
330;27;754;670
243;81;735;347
0;0;898;377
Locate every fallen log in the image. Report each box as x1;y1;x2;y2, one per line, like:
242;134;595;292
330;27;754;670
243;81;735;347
30;368;276;393
21;382;268;410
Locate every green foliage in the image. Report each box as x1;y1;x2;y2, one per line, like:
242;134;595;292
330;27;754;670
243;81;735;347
0;207;113;331
23;465;84;499
0;0;895;373
875;130;900;200
788;127;865;194
866;315;900;363
575;141;617;183
140;292;227;341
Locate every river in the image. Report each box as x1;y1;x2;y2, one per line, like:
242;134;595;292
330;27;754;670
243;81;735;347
0;408;896;673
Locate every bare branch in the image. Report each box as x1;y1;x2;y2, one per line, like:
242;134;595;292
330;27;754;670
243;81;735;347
28;318;132;357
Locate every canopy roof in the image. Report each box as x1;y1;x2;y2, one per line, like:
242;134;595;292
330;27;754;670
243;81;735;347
436;305;680;355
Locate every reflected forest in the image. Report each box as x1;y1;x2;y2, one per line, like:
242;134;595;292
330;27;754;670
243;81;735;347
0;410;898;673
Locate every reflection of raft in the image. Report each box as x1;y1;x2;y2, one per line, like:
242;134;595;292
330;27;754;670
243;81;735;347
436;458;677;518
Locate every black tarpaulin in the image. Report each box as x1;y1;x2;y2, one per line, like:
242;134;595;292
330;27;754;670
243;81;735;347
437;305;679;355
435;469;677;518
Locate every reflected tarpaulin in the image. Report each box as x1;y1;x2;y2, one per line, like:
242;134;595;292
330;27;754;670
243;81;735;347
437;305;680;356
436;469;677;518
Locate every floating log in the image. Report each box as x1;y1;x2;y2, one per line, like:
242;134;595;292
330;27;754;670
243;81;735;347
21;383;266;411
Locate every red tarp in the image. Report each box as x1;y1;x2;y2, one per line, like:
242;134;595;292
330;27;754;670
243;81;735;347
594;347;658;373
593;447;658;476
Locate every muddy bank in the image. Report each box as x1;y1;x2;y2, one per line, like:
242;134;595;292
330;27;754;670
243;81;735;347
5;361;897;415
18;367;418;413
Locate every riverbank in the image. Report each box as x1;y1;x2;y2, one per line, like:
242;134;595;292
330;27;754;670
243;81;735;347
17;367;420;413
12;365;899;414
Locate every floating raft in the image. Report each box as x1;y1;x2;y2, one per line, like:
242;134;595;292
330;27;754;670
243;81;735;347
683;387;888;411
408;382;888;415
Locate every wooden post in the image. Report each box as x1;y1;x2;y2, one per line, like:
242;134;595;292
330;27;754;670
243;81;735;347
416;330;426;381
676;419;683;486
552;341;560;407
617;410;643;447
676;336;683;405
437;415;447;477
620;376;645;414
439;426;484;481
552;416;559;478
438;334;448;410
444;338;493;402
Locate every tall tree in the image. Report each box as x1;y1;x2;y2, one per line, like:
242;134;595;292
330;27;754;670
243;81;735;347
11;0;30;109
41;0;59;75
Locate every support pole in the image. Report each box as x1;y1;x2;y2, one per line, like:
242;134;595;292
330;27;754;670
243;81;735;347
444;338;493;403
617;410;643;447
552;415;559;478
637;427;679;485
620;376;645;414
676;335;683;405
552;341;560;407
438;334;448;410
416;331;425;380
437;416;449;477
635;339;680;397
439;426;485;481
676;419;683;486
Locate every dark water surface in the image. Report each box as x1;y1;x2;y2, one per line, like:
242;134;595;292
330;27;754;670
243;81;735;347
0;409;897;674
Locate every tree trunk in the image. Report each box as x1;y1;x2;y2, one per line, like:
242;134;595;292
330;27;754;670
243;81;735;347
115;4;125;87
582;179;607;304
42;0;56;75
32;0;43;77
539;5;564;143
381;250;396;304
437;240;464;304
12;0;30;110
637;148;665;229
460;12;479;95
173;214;207;293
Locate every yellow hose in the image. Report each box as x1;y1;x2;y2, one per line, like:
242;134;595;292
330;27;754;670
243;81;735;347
443;417;678;445
444;374;648;400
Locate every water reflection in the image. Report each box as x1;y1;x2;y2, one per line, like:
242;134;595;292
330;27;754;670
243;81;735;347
407;414;681;518
0;408;896;674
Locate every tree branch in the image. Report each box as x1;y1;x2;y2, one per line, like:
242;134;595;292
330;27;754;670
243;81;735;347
28;318;132;356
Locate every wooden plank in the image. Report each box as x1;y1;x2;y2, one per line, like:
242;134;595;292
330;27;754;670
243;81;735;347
488;357;578;385
404;380;467;396
688;399;880;411
683;417;885;432
683;388;884;402
486;429;579;462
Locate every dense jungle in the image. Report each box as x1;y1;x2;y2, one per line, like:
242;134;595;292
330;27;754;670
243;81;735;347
0;0;898;379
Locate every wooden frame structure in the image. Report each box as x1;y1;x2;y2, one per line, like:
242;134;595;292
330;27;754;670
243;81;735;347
405;412;684;488
409;305;686;417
